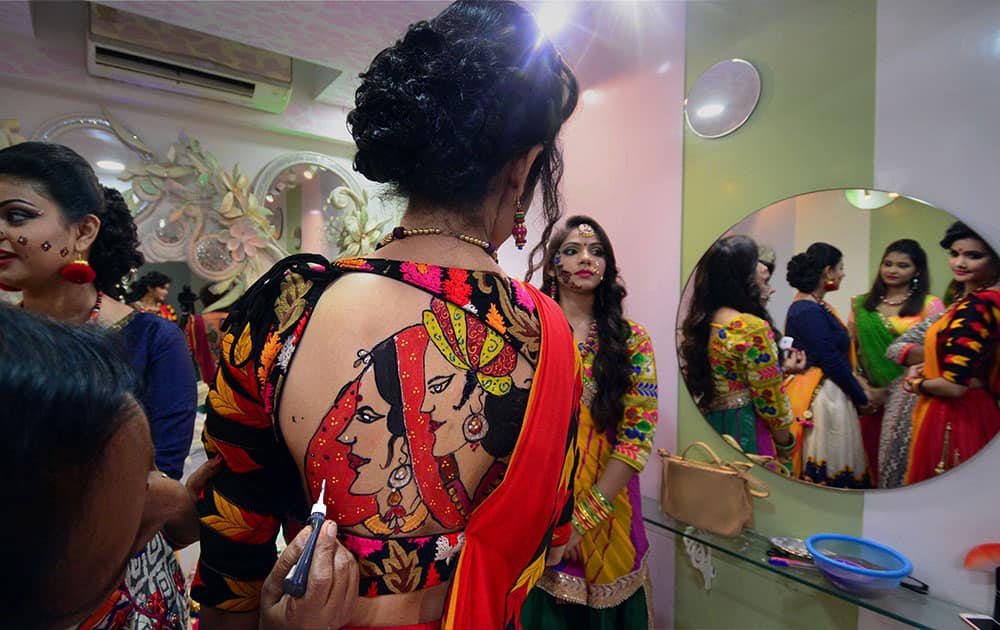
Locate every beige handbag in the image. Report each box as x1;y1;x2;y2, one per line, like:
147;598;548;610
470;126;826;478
658;442;770;537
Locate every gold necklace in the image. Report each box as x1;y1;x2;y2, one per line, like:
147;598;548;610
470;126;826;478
378;226;498;262
880;289;914;306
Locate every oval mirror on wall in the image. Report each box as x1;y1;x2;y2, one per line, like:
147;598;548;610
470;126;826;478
30;113;155;215
684;58;761;138
252;152;365;259
676;188;1000;491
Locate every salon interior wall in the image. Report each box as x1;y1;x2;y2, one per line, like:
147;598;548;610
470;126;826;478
678;1;875;629
0;3;394;308
860;0;1000;626
678;0;1000;628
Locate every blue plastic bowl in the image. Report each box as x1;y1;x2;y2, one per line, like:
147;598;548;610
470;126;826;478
806;534;912;597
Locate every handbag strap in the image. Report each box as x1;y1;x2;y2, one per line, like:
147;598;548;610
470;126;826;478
665;442;772;499
679;441;725;465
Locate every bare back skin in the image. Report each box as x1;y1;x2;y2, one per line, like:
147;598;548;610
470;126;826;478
279;240;535;626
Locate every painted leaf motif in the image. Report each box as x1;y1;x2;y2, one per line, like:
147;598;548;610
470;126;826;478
203;491;277;544
485;303;507;335
211;438;263;474
275;273;313;334
382;541;423;594
233;326;253;365
208;374;244;418
218;578;263;612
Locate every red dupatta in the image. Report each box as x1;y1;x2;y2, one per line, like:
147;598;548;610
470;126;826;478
442;281;580;630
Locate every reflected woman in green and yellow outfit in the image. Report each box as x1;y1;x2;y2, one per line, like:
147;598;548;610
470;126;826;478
849;239;944;487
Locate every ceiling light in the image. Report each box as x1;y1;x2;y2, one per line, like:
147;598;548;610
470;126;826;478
696;104;725;118
265;194;275;203
303;169;315;180
888;192;900;198
845;189;896;209
582;89;603;105
96;159;125;172
534;3;569;38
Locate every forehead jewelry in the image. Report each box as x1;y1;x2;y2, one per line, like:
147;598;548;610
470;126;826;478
577;223;596;238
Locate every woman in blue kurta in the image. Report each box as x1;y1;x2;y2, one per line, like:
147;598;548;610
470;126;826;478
784;242;877;488
0;142;196;627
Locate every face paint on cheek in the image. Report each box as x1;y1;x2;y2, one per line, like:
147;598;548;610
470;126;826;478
41;241;52;251
60;247;70;258
16;235;27;246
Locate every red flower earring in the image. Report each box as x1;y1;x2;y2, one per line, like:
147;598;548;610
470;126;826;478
0;282;20;292
60;258;96;284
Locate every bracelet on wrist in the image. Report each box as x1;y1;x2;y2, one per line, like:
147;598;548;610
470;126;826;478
775;434;796;452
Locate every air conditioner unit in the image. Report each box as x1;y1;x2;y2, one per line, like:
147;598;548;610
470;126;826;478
86;4;292;114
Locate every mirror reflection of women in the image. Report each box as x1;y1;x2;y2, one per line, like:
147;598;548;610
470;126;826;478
523;216;659;629
195;2;581;628
904;222;1000;484
784;242;875;488
129;271;178;322
848;239;944;485
680;235;795;463
0;142;198;624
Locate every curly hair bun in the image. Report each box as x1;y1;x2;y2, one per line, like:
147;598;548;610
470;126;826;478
785;252;819;292
348;0;577;210
93;186;144;294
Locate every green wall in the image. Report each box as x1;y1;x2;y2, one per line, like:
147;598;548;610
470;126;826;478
867;197;956;303
678;1;876;628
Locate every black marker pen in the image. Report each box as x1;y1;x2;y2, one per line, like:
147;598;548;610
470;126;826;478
283;479;328;597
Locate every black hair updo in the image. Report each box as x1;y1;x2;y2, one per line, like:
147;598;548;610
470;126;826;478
348;0;578;262
786;242;843;293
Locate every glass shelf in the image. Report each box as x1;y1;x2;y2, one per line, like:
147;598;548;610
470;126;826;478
641;496;982;630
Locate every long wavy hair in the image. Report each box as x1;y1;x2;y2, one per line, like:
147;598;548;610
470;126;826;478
680;235;771;408
862;239;930;317
538;216;630;431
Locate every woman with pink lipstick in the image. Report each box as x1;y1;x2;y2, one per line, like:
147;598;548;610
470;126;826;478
848;239;944;487
523;216;659;629
905;221;1000;484
0;141;197;628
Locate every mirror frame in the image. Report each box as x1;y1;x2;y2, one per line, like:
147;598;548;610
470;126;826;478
30;112;156;216
675;187;991;492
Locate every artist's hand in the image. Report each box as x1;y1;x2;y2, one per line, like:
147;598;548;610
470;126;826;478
260;521;359;630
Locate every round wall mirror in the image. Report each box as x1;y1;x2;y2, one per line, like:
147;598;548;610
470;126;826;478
684;58;761;138
677;188;1000;490
30;113;155;214
252;152;366;259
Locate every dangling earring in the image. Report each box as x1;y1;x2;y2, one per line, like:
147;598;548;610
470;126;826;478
823;277;837;290
549;282;558;299
386;461;413;508
463;412;489;448
912;275;920;289
60;258;96;284
512;198;527;250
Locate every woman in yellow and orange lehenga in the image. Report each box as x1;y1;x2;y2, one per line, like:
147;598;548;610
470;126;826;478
523;216;659;629
904;222;1000;484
